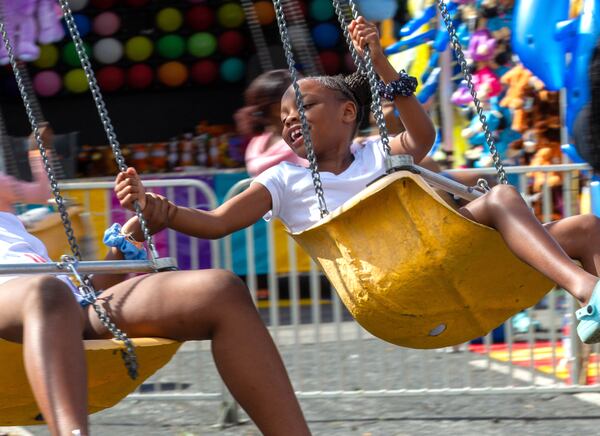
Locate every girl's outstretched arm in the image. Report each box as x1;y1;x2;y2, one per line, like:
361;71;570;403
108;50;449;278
349;17;436;162
115;167;272;240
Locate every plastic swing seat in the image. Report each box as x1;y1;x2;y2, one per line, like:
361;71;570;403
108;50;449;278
292;171;555;349
25;206;89;260
0;337;181;425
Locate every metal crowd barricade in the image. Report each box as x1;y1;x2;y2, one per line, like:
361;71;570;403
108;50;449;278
58;164;600;423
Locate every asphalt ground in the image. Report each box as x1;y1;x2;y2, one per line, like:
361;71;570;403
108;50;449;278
6;319;600;436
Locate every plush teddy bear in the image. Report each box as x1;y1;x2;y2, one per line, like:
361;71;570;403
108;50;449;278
0;0;64;65
37;0;65;45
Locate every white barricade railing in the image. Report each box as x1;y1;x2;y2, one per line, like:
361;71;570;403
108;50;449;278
59;165;600;422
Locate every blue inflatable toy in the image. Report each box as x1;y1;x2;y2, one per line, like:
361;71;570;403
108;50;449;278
512;0;570;91
355;0;398;22
564;0;600;132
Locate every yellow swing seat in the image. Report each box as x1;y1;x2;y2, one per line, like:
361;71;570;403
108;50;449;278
292;171;554;349
0;337;181;426
25;205;91;261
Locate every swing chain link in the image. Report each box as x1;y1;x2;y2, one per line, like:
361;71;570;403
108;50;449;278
16;61;45;123
272;0;328;216
436;0;508;185
92;303;138;379
331;0;365;73
60;255;138;379
58;0;159;259
0;0;142;380
240;0;274;72
0;10;83;263
332;0;394;170
282;0;323;76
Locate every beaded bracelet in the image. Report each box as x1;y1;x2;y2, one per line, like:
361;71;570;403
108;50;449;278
103;223;147;260
377;70;418;101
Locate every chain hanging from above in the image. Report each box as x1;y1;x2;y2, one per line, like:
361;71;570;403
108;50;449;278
272;0;328;216
436;0;508;185
240;0;274;72
57;0;159;256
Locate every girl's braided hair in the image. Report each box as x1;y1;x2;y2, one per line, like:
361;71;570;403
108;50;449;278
310;71;372;134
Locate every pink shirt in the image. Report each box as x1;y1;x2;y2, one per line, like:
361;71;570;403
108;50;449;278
244;132;307;177
0;152;51;212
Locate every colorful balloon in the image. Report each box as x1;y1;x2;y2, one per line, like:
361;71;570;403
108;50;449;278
191;60;218;84
186;5;214;31
311;23;340;49
188;32;217;57
93;12;121;36
64;69;89;93
125;36;153;61
158;61;189;87
218;31;245;56
34;44;59;68
319;51;341;74
220;57;245;82
97;66;125;92
127;63;154;89
69;0;89;11
310;0;334;21
157;35;186;59
62;41;91;67
217;3;245;28
69;14;91;38
33;71;62;97
93;38;123;64
156;7;184;32
254;1;275;25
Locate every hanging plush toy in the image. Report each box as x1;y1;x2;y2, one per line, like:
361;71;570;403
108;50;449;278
0;0;64;65
37;0;65;44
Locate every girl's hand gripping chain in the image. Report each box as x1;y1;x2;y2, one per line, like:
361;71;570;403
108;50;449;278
115;167;147;211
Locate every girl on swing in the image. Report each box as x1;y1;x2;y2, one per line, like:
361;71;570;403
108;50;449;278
0;193;309;432
116;16;600;347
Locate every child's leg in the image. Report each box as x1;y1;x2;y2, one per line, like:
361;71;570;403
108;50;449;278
543;214;600;278
0;275;88;435
84;269;310;436
459;184;599;303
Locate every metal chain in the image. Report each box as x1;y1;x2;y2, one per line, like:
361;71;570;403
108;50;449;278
16;62;45;123
342;0;394;170
331;0;365;72
62;256;138;379
93;302;138;378
240;0;274;72
0;8;139;380
282;0;323;76
58;0;159;258
0;13;83;262
436;0;508;184
272;0;328;216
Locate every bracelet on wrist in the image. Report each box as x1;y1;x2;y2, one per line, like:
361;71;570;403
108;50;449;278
377;70;418;101
103;223;147;260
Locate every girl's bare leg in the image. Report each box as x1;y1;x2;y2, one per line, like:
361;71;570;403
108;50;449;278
84;269;310;436
0;276;88;435
543;214;600;278
459;184;599;304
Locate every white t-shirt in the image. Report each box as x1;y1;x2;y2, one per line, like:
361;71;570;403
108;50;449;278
0;212;79;300
253;137;387;233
